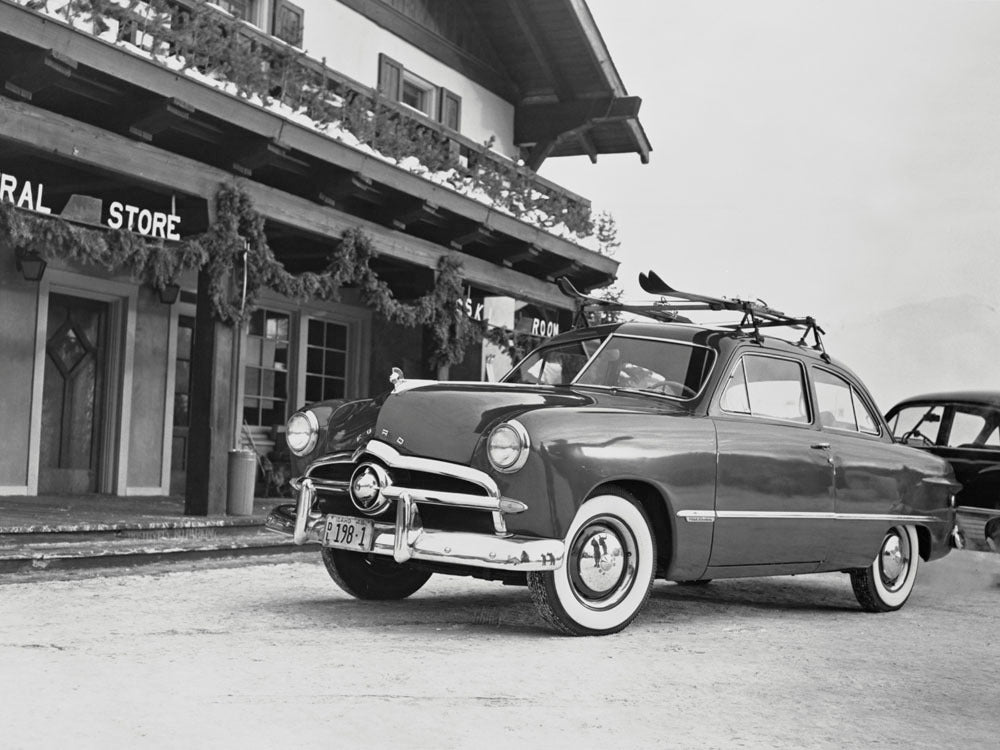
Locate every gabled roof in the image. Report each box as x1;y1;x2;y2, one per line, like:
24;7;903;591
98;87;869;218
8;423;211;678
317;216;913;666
341;0;652;170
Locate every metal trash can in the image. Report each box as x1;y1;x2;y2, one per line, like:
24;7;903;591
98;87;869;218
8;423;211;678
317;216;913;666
227;449;257;516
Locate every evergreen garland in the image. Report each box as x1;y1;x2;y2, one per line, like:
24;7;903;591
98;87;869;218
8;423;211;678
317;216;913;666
0;201;207;296
0;184;494;369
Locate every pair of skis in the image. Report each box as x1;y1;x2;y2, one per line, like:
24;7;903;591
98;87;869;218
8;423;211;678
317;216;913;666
558;270;827;356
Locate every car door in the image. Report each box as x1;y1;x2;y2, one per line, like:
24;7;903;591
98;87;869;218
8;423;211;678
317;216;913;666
812;367;908;568
709;352;835;568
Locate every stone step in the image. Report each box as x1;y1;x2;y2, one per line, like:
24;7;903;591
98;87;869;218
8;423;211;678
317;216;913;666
0;526;310;574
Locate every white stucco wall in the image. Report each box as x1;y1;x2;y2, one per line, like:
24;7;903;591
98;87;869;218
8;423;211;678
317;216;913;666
294;0;517;159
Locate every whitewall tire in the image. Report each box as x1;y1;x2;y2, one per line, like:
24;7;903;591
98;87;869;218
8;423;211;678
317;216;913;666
850;525;920;612
528;487;656;636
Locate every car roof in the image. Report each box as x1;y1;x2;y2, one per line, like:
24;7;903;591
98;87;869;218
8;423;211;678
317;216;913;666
890;391;1000;409
549;320;857;374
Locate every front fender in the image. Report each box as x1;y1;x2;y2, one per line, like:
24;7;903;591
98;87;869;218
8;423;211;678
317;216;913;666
495;411;717;577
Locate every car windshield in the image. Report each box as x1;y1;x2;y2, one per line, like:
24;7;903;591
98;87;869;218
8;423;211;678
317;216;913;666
504;335;605;385
504;334;715;400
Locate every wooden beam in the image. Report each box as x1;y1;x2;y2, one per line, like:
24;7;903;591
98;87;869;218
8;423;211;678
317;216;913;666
391;200;443;231
128;97;223;144
515;96;642;146
232;139;310;177
449;225;498;250
3;48;121;106
0;97;592;309
317;172;385;206
503;0;572;99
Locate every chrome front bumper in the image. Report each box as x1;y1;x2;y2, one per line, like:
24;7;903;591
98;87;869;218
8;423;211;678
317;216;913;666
265;478;564;572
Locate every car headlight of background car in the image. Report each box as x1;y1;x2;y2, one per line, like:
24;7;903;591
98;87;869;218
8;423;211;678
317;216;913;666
487;420;530;473
285;410;319;456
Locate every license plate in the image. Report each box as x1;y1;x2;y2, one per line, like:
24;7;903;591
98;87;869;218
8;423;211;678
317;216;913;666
323;514;375;552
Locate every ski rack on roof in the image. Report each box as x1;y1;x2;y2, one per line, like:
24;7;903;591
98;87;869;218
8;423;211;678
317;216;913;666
556;276;694;328
558;271;829;360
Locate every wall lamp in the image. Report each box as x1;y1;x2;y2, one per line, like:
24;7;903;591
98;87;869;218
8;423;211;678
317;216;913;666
15;248;47;282
158;283;181;305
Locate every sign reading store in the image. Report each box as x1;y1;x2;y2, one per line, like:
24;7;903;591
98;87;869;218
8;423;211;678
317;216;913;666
1;169;182;240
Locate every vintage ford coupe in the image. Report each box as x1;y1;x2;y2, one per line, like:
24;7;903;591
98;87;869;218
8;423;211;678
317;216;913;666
266;274;959;635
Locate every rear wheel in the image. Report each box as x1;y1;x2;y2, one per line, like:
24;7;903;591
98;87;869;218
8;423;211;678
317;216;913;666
321;548;432;600
850;525;920;612
528;487;655;636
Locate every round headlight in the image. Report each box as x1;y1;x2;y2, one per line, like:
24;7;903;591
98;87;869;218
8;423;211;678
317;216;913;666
487;420;530;473
285;410;319;456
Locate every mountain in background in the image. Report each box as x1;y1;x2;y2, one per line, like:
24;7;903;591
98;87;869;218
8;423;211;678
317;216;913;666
826;295;999;413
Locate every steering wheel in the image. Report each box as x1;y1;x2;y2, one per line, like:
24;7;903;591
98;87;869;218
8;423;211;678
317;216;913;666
902;428;932;446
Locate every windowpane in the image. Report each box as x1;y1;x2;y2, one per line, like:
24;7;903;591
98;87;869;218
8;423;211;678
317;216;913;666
720;360;750;414
889;404;943;444
244;308;290;427
328;323;347;350
306;375;323;404
325;350;345;376
308;319;324;346
814;369;857;430
852;389;879;435
946;406;1000;448
328;378;345;399
742;356;809;423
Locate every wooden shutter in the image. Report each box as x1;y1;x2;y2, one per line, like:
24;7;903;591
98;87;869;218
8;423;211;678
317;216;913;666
438;88;461;130
272;0;304;47
378;54;403;101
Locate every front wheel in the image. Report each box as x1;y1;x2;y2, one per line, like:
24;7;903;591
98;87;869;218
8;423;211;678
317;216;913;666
528;487;656;636
321;548;432;600
849;525;920;612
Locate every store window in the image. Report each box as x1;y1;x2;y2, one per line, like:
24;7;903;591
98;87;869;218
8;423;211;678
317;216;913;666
378;53;462;130
305;318;348;404
244;308;290;429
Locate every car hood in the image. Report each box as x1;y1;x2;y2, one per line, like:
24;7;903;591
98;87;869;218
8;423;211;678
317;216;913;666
319;382;689;465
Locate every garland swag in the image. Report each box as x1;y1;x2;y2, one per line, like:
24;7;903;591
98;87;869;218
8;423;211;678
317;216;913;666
0;200;206;294
0;185;484;369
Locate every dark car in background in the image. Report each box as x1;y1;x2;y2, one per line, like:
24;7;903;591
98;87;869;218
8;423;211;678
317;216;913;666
886;392;1000;550
266;274;960;635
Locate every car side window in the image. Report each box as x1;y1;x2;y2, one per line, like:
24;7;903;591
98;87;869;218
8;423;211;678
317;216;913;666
946;406;1000;449
720;354;810;423
888;404;943;445
814;368;880;435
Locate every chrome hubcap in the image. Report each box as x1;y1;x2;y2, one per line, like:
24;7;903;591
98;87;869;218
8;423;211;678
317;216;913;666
880;532;909;590
568;517;638;609
577;525;626;593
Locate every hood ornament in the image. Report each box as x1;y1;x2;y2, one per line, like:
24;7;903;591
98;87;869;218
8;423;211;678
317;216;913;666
388;366;436;394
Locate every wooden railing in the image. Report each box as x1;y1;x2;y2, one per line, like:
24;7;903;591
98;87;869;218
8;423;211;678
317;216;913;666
28;0;594;238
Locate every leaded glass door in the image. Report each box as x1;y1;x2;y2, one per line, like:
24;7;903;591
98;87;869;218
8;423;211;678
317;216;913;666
38;293;109;494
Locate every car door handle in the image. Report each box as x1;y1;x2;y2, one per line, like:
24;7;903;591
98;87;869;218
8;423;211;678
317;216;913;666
811;442;831;450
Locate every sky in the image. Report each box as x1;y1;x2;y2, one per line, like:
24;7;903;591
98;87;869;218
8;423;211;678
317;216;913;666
543;0;1000;407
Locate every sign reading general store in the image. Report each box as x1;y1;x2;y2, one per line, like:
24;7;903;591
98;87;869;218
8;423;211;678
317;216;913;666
1;169;182;240
0;170;52;213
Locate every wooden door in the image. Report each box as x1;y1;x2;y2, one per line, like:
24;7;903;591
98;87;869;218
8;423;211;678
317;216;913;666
38;293;110;494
